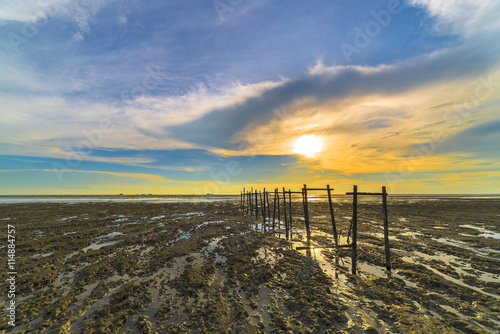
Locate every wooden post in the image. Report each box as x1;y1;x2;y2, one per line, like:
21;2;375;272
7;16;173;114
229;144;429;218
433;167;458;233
250;187;253;216
303;184;311;247
382;186;391;272
283;187;288;240
262;190;266;232
351;185;358;275
267;190;271;224
277;188;281;235
272;189;277;231
248;191;251;216
240;190;243;212
288;190;293;240
327;185;339;247
255;190;258;220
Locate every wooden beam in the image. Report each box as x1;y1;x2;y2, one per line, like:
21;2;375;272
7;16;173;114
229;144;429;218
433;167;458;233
346;192;383;196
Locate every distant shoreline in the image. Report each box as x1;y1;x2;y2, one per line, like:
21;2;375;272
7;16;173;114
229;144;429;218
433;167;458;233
1;193;499;204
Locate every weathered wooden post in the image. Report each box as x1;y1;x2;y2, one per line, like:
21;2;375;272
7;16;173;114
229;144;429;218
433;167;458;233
255;190;258;220
283;187;288;240
250;187;253;216
351;185;358;275
303;184;311;247
260;191;265;232
249;191;252;216
272;189;277;231
266;190;271;226
244;187;247;214
382;186;391;272
327;185;339;247
288;190;293;239
277;188;281;235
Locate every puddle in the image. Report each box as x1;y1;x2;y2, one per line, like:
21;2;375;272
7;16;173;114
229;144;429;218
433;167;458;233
400;231;424;238
96;232;125;239
402;254;499;300
31;252;54;258
53;271;75;288
113;218;129;222
403;250;499;283
82;241;121;252
60;216;78;221
431;238;499;259
252;247;281;267
196;220;225;229
357;262;417;288
460;224;500;240
173;212;205;217
150;215;166;220
169;230;192;243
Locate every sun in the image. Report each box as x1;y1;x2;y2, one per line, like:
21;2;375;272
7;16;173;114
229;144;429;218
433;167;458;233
293;134;322;157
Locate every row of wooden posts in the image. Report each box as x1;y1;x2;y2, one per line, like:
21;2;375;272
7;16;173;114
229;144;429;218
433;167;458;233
240;184;391;276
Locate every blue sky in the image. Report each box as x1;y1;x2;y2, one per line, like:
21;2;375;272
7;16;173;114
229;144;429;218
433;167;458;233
1;0;499;194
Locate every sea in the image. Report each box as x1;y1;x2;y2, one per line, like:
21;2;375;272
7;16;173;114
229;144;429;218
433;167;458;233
0;194;499;204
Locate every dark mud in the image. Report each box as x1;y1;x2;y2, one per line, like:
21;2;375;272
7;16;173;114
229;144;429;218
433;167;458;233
0;197;499;333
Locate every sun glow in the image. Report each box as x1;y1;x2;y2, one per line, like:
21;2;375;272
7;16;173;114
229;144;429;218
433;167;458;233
293;134;322;157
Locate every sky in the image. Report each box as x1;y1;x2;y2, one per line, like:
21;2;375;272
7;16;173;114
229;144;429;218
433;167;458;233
0;0;499;195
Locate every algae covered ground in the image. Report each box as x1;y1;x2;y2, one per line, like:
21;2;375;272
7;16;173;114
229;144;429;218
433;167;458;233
0;196;499;333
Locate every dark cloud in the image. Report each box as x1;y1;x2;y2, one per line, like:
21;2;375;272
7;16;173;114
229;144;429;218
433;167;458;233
166;38;500;149
434;119;500;154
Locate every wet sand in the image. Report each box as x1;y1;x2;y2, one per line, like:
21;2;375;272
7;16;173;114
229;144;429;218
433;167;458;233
0;197;499;333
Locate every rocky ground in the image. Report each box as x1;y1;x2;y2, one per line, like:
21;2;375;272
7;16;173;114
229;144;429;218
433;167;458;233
0;196;499;333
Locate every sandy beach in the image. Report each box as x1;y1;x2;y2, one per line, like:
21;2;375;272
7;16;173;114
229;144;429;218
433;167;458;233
1;196;499;333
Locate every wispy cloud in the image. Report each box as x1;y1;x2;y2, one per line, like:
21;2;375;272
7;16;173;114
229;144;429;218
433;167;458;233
165;40;499;150
409;0;500;36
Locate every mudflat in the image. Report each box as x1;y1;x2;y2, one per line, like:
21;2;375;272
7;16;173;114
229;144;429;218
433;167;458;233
0;197;499;333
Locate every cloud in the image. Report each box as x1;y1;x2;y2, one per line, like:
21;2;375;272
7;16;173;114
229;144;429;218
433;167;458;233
165;39;500;150
129;79;285;139
0;0;110;39
434;118;500;154
408;0;500;36
72;31;84;42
